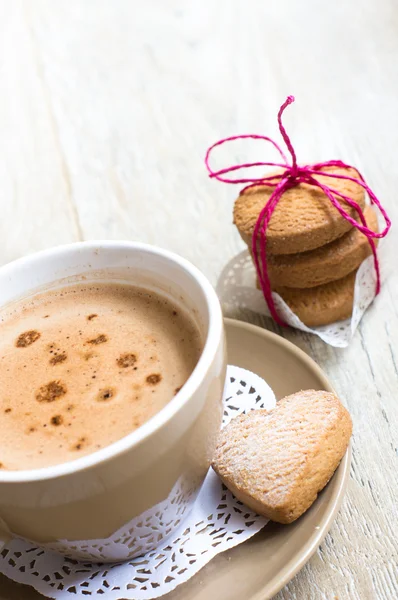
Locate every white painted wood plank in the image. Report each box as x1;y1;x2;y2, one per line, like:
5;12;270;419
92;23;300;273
0;0;80;265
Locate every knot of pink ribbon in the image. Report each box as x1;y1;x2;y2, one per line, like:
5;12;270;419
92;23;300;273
205;95;391;326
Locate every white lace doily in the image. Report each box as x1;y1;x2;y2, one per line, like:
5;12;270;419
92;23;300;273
0;365;275;599
217;248;387;347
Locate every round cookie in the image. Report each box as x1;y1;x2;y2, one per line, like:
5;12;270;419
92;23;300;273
267;205;378;288
234;166;366;255
274;271;357;327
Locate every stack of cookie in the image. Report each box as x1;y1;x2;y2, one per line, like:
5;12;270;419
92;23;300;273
233;166;378;327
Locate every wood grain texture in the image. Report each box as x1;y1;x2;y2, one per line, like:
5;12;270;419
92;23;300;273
0;0;397;598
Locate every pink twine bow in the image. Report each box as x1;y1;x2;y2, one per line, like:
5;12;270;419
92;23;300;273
205;96;391;326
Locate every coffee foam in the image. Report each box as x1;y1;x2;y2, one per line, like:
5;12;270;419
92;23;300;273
0;283;202;470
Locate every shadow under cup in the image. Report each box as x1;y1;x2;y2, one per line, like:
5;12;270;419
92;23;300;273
0;242;226;562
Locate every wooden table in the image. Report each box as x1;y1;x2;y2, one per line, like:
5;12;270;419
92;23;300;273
0;1;397;598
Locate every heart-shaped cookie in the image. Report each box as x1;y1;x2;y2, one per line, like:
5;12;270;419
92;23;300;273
212;390;352;523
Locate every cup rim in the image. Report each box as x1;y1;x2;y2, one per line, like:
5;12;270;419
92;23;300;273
0;241;224;483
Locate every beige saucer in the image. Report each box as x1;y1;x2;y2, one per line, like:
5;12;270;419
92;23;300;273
0;318;350;600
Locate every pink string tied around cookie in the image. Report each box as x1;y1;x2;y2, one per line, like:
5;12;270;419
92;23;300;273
205;96;391;326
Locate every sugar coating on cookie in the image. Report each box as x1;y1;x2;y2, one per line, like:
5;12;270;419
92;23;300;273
212;390;352;524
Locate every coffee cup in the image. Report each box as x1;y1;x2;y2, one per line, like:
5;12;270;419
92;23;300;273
0;241;226;562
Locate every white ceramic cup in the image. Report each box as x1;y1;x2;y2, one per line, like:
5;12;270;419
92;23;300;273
0;241;226;562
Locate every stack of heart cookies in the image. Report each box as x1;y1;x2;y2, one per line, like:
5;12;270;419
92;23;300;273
233;166;378;327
